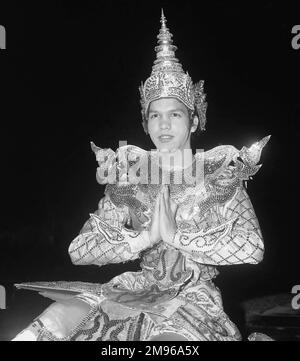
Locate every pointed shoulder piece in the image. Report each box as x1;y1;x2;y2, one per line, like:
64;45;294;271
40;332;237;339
195;135;271;182
235;135;271;181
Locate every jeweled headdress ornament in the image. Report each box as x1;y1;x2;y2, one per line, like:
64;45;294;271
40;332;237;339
139;9;207;133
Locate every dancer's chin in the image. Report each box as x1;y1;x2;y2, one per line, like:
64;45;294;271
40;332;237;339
157;146;178;154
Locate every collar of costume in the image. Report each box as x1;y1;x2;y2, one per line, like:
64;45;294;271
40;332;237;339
139;9;207;133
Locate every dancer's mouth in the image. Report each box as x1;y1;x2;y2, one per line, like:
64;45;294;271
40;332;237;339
158;135;174;143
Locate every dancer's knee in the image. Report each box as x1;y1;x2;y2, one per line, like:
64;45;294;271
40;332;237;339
39;298;91;338
150;332;189;341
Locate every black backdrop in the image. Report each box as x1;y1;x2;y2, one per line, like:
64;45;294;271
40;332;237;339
0;0;299;338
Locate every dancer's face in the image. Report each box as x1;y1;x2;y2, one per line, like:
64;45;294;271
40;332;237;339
147;98;198;152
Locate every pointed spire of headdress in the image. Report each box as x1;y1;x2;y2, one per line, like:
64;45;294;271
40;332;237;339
161;8;166;27
140;10;207;133
151;9;183;74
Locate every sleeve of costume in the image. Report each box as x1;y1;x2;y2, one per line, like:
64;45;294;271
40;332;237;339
68;195;152;266
172;185;264;265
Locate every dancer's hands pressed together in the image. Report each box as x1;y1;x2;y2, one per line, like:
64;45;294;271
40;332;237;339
149;185;178;246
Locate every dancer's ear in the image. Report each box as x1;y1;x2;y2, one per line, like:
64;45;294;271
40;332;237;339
191;115;199;133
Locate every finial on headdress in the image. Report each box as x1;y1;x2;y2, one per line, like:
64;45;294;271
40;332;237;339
161;9;166;27
152;9;182;74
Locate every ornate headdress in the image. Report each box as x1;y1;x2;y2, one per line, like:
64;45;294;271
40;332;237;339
139;9;207;133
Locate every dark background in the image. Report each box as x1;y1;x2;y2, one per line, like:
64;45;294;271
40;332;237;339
0;0;299;340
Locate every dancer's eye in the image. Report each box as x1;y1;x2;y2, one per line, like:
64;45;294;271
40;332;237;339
149;113;159;120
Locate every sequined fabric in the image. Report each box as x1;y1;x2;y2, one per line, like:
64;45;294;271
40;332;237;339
13;137;269;341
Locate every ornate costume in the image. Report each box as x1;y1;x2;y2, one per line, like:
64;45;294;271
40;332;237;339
13;11;270;341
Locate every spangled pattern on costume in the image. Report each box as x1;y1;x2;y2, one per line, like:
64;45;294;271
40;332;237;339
14;137;269;341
